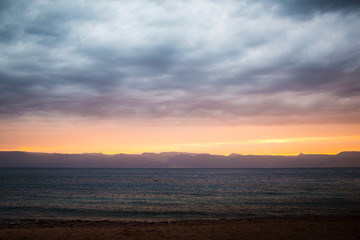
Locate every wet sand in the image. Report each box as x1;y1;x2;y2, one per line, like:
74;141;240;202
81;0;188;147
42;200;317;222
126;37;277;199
1;216;359;240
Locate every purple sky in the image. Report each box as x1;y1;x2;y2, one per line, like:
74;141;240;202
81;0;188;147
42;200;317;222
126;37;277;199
0;1;360;155
1;0;360;124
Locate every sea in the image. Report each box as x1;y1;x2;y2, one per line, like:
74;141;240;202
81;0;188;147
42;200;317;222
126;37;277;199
1;168;360;223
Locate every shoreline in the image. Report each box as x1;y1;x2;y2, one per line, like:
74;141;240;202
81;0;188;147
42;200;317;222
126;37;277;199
1;216;360;240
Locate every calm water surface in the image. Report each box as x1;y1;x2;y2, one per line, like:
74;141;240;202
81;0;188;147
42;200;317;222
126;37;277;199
1;168;360;222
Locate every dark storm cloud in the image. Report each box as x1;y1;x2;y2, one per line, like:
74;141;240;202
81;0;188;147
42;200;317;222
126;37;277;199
0;0;360;124
273;0;360;16
245;0;360;20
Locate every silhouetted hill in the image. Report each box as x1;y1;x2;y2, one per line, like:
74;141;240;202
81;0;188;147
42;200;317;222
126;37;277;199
0;151;359;168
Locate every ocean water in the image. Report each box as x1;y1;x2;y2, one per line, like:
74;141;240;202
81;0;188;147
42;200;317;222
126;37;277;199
1;168;360;222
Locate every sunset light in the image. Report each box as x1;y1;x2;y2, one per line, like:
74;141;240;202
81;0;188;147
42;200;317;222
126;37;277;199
1;1;360;238
0;0;359;157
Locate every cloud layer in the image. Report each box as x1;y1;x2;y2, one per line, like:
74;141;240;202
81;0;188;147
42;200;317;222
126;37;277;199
1;0;360;124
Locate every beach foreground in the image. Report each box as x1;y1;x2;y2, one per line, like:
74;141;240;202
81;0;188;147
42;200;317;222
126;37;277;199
1;216;359;240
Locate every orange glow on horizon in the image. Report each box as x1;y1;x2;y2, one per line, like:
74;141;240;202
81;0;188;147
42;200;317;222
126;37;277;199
1;118;359;156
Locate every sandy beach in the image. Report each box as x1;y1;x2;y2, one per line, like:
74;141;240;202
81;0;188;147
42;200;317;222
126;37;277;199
1;216;359;240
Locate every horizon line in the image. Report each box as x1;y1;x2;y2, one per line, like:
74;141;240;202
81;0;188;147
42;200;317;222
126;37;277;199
1;150;359;157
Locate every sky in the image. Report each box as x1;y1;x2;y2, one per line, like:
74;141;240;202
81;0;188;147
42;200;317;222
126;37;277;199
1;0;360;155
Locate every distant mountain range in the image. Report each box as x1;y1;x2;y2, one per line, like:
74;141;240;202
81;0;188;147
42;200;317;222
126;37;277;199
0;151;359;168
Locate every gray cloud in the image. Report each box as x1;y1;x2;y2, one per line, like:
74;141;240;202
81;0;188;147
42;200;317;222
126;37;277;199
0;0;360;124
276;0;360;16
249;0;360;19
